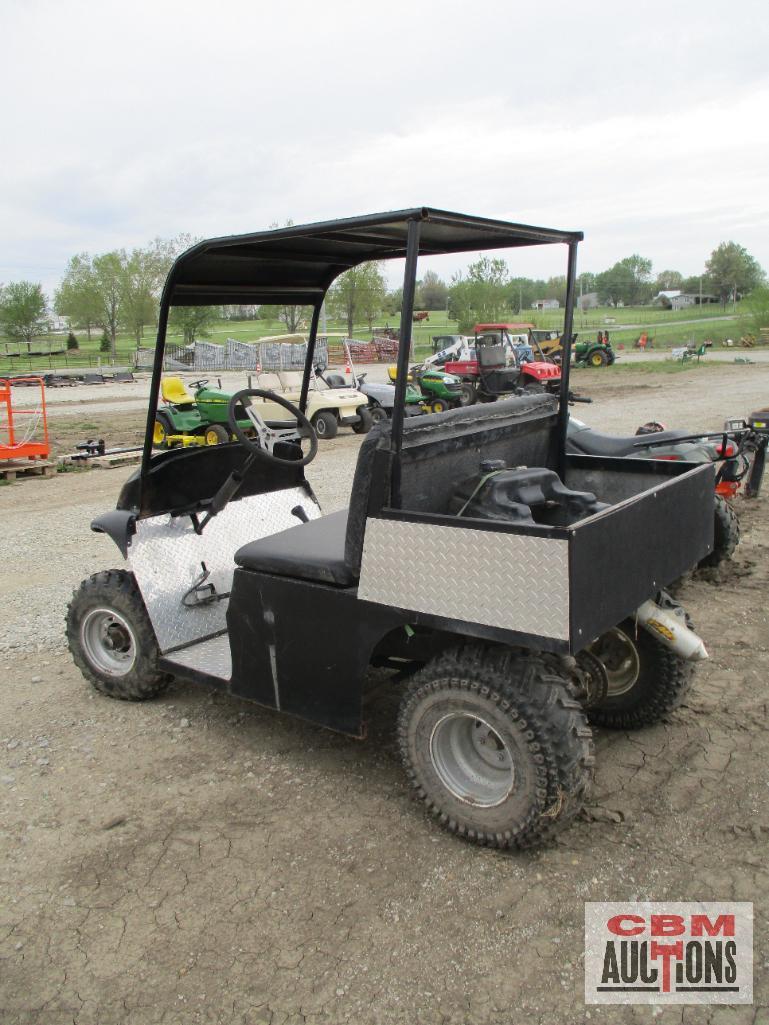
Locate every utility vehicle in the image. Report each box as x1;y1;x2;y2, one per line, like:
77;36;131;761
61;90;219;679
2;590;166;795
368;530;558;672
445;333;562;405
66;209;714;850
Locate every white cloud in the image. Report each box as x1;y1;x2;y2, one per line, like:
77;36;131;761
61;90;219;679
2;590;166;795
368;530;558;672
1;0;767;294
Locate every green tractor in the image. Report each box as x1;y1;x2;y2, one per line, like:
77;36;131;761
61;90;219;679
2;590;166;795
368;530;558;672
528;329;616;368
153;377;261;448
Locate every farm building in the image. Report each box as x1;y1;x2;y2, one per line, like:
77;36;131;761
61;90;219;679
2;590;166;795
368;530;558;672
531;298;560;310
655;290;719;310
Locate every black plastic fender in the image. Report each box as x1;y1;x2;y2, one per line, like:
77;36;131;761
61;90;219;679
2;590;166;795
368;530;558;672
90;509;137;559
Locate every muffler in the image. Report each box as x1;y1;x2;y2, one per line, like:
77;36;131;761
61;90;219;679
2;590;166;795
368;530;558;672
636;599;708;661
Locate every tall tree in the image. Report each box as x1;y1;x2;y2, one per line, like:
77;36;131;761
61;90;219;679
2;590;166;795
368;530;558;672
55;254;102;340
0;282;48;349
417;269;448;311
278;305;308;333
90;252;124;357
654;270;684;292
740;285;769;336
448;256;511;331
705;242;765;305
328;262;386;335
120;243;168;347
169;305;218;345
596;254;653;306
384;286;403;317
265;219;308;334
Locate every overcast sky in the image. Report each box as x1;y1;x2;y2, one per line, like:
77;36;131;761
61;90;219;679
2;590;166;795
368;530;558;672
1;0;767;295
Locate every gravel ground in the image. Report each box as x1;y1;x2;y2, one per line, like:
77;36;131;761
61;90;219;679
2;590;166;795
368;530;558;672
1;365;768;1024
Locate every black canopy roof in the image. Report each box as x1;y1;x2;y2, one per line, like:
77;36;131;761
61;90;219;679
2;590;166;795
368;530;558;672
165;207;583;308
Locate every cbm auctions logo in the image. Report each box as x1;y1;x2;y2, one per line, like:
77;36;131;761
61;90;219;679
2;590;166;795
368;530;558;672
585;902;753;1004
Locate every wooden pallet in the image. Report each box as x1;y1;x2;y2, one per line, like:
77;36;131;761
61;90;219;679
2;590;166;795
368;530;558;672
0;459;57;482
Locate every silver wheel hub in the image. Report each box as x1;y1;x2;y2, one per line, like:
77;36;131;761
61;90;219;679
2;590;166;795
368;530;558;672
587;627;640;696
80;608;137;677
429;712;514;807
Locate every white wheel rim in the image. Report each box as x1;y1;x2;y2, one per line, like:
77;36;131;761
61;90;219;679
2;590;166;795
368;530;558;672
429;712;514;807
80;608;137;677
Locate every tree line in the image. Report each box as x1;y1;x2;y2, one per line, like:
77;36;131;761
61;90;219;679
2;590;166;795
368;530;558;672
0;234;765;351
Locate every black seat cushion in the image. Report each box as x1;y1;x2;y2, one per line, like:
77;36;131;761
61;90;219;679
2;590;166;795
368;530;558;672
568;425;691;457
234;508;354;586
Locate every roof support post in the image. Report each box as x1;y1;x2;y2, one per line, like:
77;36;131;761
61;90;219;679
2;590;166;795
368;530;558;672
556;240;579;480
139;296;171;500
299;302;323;414
390;217;422;507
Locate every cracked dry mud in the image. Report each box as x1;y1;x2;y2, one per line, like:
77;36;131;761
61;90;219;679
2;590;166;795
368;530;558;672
0;366;767;1025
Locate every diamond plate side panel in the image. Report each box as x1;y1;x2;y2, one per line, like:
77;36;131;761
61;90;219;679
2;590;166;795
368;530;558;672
358;518;569;639
128;488;320;652
165;634;232;680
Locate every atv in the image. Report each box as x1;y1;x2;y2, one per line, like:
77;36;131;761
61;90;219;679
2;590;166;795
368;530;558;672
66;208;713;852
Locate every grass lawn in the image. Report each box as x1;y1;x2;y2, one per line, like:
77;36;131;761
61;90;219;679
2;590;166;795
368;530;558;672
0;304;752;374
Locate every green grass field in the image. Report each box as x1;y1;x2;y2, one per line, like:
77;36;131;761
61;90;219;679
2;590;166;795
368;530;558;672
0;303;752;374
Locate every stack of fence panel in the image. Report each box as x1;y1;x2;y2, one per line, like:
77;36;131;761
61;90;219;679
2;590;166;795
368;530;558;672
373;338;399;360
225;338;259;368
193;342;224;368
258;338;328;371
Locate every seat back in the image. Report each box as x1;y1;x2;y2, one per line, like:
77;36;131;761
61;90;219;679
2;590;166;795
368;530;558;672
161;376;194;405
343;393;558;576
279;370;303;391
257;372;283;393
344;422;391;576
477;343;506;369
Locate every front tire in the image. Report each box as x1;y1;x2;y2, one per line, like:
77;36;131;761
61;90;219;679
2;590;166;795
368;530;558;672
698;495;740;568
353;407;373;434
523;380;546;394
584;620;693;729
430;398;449;413
312;410;338;439
153;411;173;449
459;383;477;406
398;647;594;849
205;423;230;445
369;404;388;425
66;570;171;701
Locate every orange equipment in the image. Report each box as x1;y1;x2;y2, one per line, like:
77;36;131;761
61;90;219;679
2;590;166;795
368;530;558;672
0;377;51;462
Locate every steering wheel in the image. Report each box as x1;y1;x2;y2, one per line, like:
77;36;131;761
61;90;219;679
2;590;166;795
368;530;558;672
189;378;209;390
227;388;318;467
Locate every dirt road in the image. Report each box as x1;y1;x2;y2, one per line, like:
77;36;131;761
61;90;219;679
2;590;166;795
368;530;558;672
1;366;767;1024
